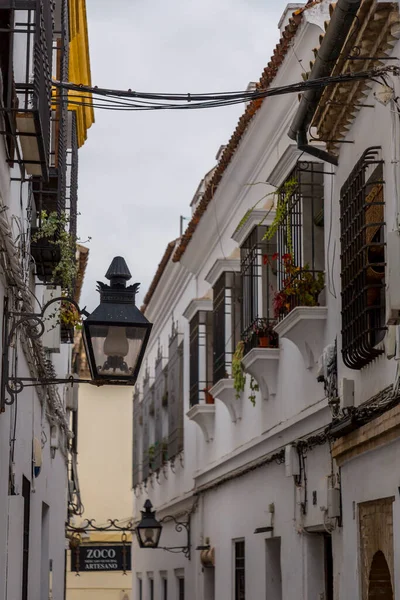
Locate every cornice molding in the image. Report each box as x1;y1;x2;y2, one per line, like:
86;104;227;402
182;298;213;322
231;209;274;247
204;259;241;287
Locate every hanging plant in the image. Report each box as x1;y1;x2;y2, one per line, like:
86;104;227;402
249;377;259;406
60;299;82;329
32;210;77;294
232;341;246;399
262;178;298;254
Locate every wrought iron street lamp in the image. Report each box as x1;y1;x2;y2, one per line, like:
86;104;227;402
82;256;152;384
135;500;191;559
135;500;163;549
0;256;152;410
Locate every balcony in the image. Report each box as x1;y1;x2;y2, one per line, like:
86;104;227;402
0;0;53;178
275;306;328;370
273;262;327;369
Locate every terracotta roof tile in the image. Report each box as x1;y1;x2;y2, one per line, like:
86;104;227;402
141;239;178;313
172;2;315;263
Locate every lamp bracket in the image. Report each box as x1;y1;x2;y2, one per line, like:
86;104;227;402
159;514;191;560
1;296;90;410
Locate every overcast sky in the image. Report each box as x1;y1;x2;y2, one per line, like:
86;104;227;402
78;0;292;310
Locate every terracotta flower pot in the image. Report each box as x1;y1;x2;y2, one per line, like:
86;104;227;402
203;388;214;404
258;336;269;348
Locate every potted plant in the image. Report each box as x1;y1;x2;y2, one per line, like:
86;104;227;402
60;299;81;343
272;253;325;318
252;318;278;348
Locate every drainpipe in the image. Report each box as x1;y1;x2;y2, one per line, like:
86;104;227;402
288;0;362;165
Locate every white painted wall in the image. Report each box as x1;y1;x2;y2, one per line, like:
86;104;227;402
132;14;336;600
133;5;400;599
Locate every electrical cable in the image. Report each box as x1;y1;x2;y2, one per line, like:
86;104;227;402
51;66;399;112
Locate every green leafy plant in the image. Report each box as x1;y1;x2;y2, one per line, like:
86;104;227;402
60;299;81;329
249;377;259;406
32;210;77;293
262;178;298;254
162;439;168;463
232;341;246;399
235;179;298;256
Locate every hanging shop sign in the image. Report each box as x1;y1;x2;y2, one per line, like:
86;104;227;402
70;544;131;572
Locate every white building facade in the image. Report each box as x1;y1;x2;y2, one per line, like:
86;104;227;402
132;1;400;599
0;1;93;599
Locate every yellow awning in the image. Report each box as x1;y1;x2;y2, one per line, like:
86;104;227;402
66;0;95;147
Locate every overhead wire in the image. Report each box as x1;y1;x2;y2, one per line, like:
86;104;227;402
51;66;399;112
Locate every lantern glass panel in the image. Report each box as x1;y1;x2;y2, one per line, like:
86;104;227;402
88;324;147;377
136;525;162;549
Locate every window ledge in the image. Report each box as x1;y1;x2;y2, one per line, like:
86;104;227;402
210;378;240;423
186;404;215;442
241;348;280;401
274;306;328;369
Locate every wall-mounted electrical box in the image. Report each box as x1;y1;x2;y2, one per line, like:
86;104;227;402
339;378;355;409
285;445;300;477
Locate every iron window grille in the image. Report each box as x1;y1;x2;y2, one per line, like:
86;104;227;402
240;225;278;354
153;352;167;472
189;310;213;407
340;147;386;369
213;271;241;384
234;541;245;600
142;372;154;481
167;330;183;460
275;162;325;318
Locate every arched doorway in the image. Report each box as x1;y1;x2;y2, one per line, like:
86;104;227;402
368;550;393;600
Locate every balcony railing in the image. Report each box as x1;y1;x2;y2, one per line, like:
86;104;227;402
274;267;325;320
242;318;279;356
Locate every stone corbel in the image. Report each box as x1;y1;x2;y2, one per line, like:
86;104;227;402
210;378;240;423
241;348;280;401
274;306;328;370
186;404;215;442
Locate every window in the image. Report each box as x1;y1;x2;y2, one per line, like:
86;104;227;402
153;352;167;471
149;577;154;600
275;162;324;319
265;538;282;600
178;577;185;600
138;577;143;600
168;331;184;459
341;147;386;369
162;577;168;600
22;477;31;600
40;503;50;600
189;311;213;406
240;226;277;354
142;374;154;480
213;272;241;383
234;541;245;600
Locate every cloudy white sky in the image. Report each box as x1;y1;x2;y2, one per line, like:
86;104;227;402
78;0;293;310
